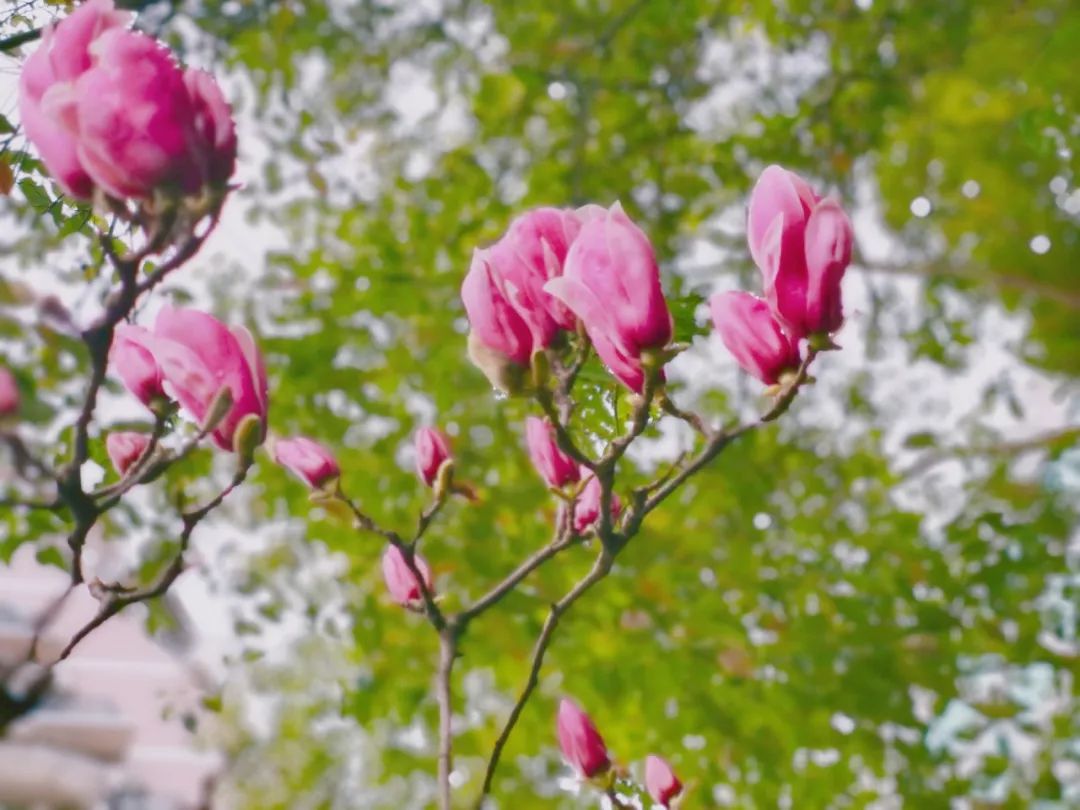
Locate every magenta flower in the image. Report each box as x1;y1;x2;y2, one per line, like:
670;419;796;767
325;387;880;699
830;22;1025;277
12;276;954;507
545;203;672;393
18;0;236;201
273;436;340;490
710;291;800;385
556;698;611;779
17;0;130;198
0;368;20;416
105;431;149;477
415;427;452;488
485;207;582;350
462;249;534;390
573;468;622;534
110;307;268;452
525;416;580;489
111;325;167;408
645;755;683;808
747;165;853;338
184;68;238;188
381;544;434;608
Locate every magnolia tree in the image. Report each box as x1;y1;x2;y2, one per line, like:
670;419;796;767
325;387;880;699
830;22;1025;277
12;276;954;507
0;2;856;808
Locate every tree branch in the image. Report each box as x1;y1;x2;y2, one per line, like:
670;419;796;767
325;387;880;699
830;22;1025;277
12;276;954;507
436;628;458;810
474;550;614;806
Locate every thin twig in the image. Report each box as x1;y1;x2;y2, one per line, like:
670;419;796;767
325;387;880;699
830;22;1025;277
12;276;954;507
459;521;576;624
56;464;249;662
338;492;447;631
475;551;613;806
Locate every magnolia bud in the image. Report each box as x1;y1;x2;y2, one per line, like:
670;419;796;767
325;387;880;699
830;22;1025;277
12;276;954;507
381;544;434;609
525;416;579;489
273;436;340;491
415;427;452;488
232;412;264;464
556;698;611;779
105;431;150;477
645;755;683;808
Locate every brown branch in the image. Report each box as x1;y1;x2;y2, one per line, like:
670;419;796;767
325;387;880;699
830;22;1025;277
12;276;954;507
56;464;249;661
458;518;576;624
860;260;1080;310
337;492;448;631
474;550;614;806
436;629;458;810
899;425;1080;479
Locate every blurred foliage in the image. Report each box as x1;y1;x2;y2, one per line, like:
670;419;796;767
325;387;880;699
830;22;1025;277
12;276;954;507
1;0;1078;808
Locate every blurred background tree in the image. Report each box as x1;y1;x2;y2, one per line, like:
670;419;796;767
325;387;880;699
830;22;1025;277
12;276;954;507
1;0;1077;807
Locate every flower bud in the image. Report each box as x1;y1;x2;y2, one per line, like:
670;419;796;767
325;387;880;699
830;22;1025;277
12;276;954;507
556;698;611;779
525;416;579;489
105;431;150;477
645;755;683;808
415;427;452;488
573;469;622;534
0;367;20;417
545;203;672;393
381;544;434;608
273;436;340;491
709;291;800;385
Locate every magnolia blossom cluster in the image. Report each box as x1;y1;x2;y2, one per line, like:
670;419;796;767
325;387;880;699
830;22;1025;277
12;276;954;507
19;0;236;204
109;307;269;456
558;699;683;808
461;172;851;397
712;166;854;384
462;203;672;394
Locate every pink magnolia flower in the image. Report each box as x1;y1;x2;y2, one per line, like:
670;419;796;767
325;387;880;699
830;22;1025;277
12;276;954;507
462;249;534;389
184;68;238;188
415;427;452;488
709;291;800;385
111;325;167;407
381;544;434;608
0;367;20;416
485;207;582;350
17;0;130;198
573;468;622;534
18;0;236;201
274;436;340;490
111;307;268;452
105;431;149;476
525;416;579;489
747;165;853;338
645;755;683;808
556;698;611;779
545;203;672;393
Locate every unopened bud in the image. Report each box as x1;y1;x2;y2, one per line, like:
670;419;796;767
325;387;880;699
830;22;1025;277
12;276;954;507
232;412;264;464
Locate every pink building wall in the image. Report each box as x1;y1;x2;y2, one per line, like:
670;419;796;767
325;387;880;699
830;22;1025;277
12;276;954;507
0;545;219;808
